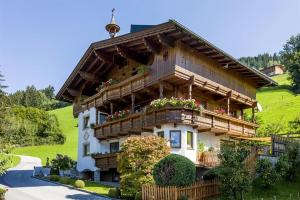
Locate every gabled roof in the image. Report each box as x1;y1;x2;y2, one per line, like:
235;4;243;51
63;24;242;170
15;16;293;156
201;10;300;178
56;20;277;102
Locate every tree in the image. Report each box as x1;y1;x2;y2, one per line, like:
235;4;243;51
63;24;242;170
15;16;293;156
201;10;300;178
41;85;55;99
207;143;253;200
280;34;300;92
117;136;170;196
0;140;13;175
255;158;278;188
0;72;8;92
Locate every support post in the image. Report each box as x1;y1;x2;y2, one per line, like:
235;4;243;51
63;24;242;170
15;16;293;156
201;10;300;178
131;93;135;113
96;107;99;125
240;108;244;120
174;85;178;98
159;82;164;99
110;102;114;115
251;106;255;122
227;97;230;115
188;84;192;99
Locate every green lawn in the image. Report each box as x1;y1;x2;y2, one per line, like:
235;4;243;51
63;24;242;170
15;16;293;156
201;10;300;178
256;73;300;131
12;106;78;165
3;154;21;170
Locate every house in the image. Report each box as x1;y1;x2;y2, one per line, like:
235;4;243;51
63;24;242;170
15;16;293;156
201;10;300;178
260;65;284;77
56;12;276;182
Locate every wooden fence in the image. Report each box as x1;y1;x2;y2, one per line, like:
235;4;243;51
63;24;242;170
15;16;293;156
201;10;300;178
142;180;220;200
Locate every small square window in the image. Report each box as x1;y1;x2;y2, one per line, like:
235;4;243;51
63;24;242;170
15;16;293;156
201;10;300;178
157;131;164;138
170;130;181;148
83;143;90;157
83;116;89;129
98;113;107;125
187;131;193;149
110;142;120;153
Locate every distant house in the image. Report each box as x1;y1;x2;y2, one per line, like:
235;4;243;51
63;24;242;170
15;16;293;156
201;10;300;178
260;65;284;77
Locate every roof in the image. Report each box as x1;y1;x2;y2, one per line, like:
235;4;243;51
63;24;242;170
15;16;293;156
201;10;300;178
56;20;277;102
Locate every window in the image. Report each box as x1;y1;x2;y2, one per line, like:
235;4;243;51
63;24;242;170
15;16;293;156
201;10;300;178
110;142;119;153
170;130;181;148
187;131;193;149
98;113;107;125
157;131;164;138
83;116;89;129
83;143;90;157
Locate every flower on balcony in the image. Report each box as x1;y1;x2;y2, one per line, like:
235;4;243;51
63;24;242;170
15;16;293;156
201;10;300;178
148;97;203;111
106;109;131;122
96;79;118;91
214;108;226;114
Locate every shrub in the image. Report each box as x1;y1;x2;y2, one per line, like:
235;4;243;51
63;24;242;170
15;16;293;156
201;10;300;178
108;188;121;198
134;191;142;200
59;177;71;184
118;136;170;197
49;175;60;181
74;180;85;188
51;154;76;171
255;158;278;188
0;187;7;194
153;154;196;187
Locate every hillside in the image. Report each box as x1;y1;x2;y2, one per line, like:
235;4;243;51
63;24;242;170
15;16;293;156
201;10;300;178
256;73;300;132
12;106;77;165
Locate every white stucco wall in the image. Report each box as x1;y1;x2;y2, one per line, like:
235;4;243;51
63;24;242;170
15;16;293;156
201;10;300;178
77;107;100;172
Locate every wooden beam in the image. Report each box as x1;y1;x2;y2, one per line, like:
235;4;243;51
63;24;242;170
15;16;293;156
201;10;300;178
188;84;192;99
67;88;80;97
159;82;164;98
110;102;114;115
143;38;162;54
131;93;135;113
157;34;175;47
94;50;122;67
116;46;149;65
78;71;99;83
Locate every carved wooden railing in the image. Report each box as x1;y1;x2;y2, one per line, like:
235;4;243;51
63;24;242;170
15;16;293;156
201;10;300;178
93;107;258;140
83;73;150;109
197;151;220;168
91;152;118;171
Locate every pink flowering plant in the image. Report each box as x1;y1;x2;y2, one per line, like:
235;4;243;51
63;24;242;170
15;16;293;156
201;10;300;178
96;79;118;91
106;109;131;122
148;97;203;110
214;108;226;114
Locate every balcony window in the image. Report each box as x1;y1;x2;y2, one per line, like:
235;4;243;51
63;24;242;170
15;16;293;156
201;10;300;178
83;116;89;129
110;142;119;153
170;130;181;148
83;143;90;157
98;112;108;125
157;131;164;138
187;131;193;149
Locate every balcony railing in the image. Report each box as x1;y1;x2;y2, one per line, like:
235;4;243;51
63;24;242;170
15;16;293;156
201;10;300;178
91;152;118;171
197;151;220;168
93;107;258;140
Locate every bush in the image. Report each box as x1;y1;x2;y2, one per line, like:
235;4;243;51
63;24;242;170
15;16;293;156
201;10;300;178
50;168;59;175
153;154;196;187
59;177;71;184
0;187;7;194
108;188;121;198
134;191;142;200
118;136;170;196
51;154;76;172
49;175;60;181
255;158;278;188
74;180;85;188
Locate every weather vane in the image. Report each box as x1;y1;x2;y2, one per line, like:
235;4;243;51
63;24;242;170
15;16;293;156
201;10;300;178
105;8;120;38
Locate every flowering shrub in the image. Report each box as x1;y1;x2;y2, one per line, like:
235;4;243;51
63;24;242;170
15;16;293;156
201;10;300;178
106;110;131;122
214;108;226;114
148;97;202;110
96;79;118;91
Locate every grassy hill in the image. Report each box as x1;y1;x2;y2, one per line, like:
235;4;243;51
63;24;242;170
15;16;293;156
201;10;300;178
256;73;300;132
12;106;77;165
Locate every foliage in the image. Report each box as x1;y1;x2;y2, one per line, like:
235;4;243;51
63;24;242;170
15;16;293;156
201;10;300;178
137;65;150;75
59;177;71;184
288;115;300;134
117;136;170;196
97;79;118;91
148;97;202;110
1;106;65;146
197;142;205;153
134;191;142;200
211;143;252;200
74;180;85;188
106;109;131;122
239;53;282;69
255;158;278;188
275;143;300;181
108;188;121;198
49;175;60;181
0;141;13;175
280;34;300;92
153;154;196;187
256;120;285;137
51;154;76;171
0;72;8;92
0;187;7;195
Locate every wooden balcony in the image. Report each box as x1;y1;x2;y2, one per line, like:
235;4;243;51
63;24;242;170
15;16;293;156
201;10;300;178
197;151;220;168
84;73;150;109
92;153;118;171
94;107;258;140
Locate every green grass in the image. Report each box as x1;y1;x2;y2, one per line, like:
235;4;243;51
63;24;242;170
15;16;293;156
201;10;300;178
246;176;300;200
46;176;114;197
256;73;300;131
3;154;21;169
12;106;78;165
272;73;292;86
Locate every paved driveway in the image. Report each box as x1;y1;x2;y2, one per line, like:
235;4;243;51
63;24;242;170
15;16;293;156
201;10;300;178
0;155;111;200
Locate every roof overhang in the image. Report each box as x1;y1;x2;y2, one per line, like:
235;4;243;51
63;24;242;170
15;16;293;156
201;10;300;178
56;20;277;102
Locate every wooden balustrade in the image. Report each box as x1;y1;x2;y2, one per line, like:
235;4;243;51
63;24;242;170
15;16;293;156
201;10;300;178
91;153;118;171
94;107;258;140
197;151;220;168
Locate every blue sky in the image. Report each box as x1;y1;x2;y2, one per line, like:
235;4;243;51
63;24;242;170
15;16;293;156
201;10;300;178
1;0;299;94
